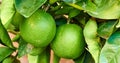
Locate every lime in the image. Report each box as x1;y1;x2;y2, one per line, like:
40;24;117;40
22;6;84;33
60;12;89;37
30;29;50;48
51;24;85;59
20;10;56;47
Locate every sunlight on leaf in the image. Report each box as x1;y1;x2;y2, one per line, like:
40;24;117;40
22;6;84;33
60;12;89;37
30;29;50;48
100;31;120;63
15;0;47;18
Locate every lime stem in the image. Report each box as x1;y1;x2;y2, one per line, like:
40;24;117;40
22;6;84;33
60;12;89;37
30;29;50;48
67;18;71;24
45;4;50;11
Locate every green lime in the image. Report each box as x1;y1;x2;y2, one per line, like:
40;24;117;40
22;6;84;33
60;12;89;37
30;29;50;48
20;10;56;47
51;24;85;59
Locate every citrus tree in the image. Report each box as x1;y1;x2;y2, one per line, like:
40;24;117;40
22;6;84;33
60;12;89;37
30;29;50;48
0;0;120;63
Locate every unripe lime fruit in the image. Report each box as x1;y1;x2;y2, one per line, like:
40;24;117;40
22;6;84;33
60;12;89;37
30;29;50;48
20;10;56;47
51;24;85;59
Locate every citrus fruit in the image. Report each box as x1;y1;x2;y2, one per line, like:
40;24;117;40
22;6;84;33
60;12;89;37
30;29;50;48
51;24;85;59
20;10;56;47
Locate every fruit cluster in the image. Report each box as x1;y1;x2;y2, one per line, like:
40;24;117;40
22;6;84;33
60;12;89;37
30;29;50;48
1;0;120;63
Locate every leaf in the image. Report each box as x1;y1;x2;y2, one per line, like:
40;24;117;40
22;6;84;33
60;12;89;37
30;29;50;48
7;23;16;31
0;47;14;62
99;31;120;63
3;56;14;63
38;47;50;63
116;19;120;28
0;3;1;17
63;0;81;3
15;0;47;18
73;51;86;63
75;11;89;26
0;39;6;46
28;47;50;63
74;50;95;63
69;8;80;18
55;5;73;15
18;38;28;58
2;56;20;63
97;20;117;39
12;34;20;42
92;0;102;6
49;0;58;4
84;0;120;19
55;18;67;27
12;11;25;31
83;51;95;63
63;1;83;10
18;38;45;57
1;0;15;28
83;19;101;63
64;0;120;19
0;20;15;49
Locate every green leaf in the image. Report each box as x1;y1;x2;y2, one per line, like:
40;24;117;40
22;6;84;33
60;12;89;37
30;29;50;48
12;11;25;31
55;18;67;27
28;47;50;63
99;31;120;63
63;1;83;10
63;0;81;3
69;9;80;18
116;19;120;28
55;5;73;15
83;51;95;63
12;34;20;42
0;3;1;17
0;20;14;49
18;38;28;58
74;50;95;63
18;38;46;57
49;0;58;4
1;0;15;28
0;39;6;46
3;56;14;63
97;20;117;39
73;51;86;63
3;56;20;63
83;19;101;63
38;47;50;63
92;0;102;6
15;0;47;18
64;0;120;19
74;11;89;26
0;47;14;62
84;0;120;19
7;23;16;31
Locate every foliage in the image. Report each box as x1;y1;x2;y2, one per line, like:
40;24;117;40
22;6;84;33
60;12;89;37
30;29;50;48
0;0;120;63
